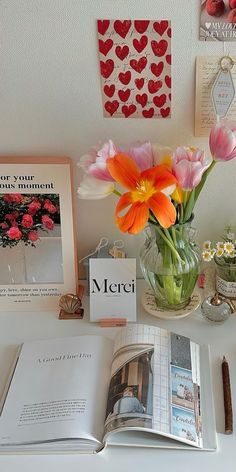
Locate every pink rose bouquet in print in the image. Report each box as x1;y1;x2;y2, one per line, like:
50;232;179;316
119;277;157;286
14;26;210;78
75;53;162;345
0;194;60;248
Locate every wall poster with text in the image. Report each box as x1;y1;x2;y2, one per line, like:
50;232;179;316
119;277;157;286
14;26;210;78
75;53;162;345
0;157;77;311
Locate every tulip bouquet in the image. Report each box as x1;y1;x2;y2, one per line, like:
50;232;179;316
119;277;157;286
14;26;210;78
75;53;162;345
78;120;236;310
0;194;60;248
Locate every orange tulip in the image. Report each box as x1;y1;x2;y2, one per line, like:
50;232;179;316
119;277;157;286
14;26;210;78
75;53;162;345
107;153;177;234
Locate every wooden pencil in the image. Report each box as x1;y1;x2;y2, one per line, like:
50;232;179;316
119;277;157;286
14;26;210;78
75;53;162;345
222;356;233;435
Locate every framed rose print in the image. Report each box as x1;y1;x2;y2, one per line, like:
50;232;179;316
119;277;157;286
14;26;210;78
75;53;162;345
0;157;78;311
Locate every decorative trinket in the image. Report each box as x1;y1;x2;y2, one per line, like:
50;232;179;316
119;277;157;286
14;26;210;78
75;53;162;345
59;286;84;319
212;55;235;119
201;292;235;324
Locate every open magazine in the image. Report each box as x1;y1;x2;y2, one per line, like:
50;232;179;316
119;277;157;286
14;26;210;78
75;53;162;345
0;324;217;453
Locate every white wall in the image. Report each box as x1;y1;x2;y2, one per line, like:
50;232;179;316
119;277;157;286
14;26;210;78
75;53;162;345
1;0;236;276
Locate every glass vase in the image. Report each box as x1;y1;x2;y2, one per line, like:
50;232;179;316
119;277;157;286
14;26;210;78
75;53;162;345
140;222;200;311
214;256;236;299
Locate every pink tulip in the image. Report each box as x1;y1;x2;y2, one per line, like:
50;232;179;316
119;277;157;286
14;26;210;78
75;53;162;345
121;141;154;171
79;140;154;182
209;121;236;161
172;147;212;190
79;140;117;181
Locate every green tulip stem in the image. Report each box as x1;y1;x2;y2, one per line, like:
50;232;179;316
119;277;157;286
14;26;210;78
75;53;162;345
155;226;185;265
113;189;122;197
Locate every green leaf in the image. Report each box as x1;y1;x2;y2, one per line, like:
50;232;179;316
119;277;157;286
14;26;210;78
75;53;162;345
194;160;216;203
183;189;195;223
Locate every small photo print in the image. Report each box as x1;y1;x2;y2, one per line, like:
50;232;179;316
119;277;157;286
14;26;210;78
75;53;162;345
171;406;197;443
200;0;236;41
0;193;63;284
171;365;194;410
104;347;154;434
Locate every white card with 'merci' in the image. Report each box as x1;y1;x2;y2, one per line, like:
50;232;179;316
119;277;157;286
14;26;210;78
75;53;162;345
89;258;136;322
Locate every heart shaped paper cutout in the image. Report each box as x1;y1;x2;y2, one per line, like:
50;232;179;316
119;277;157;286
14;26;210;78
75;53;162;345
114;20;131;38
167;28;171;38
166;54;171;65
135;78;145;90
130;56;147;73
142;108;154;118
118;89;131;102
136;93;148;107
153;21;168;36
115;45;129;60
119;71;131;85
160;107;170;118
100;59;114;79
99;39;113;56
97;20;110;35
104;84;115;98
151;40;168;57
133;35;148;53
105;100;119;116
122;104;137;117
153;94;166;108
134;20;150;33
151;61;164;77
165;75;171;88
148;79;162;94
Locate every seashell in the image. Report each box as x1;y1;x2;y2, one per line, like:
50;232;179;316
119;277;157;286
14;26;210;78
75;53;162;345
59;293;82;314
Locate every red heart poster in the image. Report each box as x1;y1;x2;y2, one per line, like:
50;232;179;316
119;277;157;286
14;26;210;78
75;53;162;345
97;19;171;119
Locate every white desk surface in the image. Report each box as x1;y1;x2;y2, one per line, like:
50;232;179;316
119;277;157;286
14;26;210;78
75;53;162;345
0;280;235;472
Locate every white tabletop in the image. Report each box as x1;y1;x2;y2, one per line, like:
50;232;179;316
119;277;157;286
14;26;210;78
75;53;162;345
0;280;235;472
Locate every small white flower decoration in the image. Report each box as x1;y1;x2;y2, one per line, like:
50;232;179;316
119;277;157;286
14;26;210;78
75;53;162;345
216;242;224;251
202;240;211;250
202;229;236;264
224;242;235;254
216;248;224;257
202;250;212;262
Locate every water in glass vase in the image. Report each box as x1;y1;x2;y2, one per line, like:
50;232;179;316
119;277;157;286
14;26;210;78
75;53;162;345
140;222;200;311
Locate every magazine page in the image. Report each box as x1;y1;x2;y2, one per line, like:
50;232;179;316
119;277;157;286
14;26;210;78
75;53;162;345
0;335;113;448
103;324;202;448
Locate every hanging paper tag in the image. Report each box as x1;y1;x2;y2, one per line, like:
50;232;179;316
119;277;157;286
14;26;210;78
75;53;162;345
109;239;126;258
109;247;126;258
211;56;235;119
